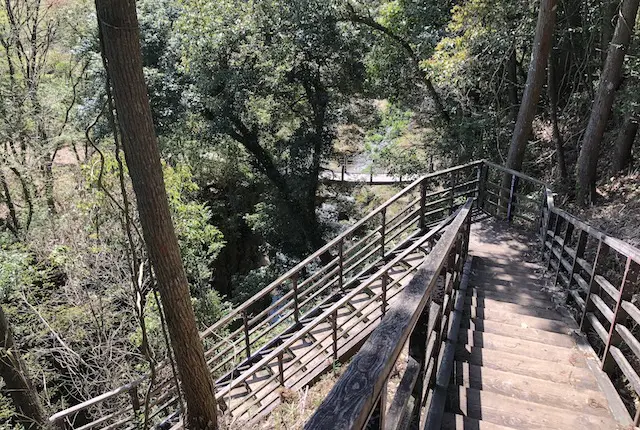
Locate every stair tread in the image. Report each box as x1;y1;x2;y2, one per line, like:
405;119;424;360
461;306;573;335
446;386;616;429
460;315;576;346
454;345;599;390
452;362;611;417
465;287;553;308
457;329;586;365
461;297;565;322
441;413;518;430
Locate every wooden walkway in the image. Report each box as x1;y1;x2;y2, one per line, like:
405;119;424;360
442;219;620;429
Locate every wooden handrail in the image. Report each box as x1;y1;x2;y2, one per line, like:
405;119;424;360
305;199;473;429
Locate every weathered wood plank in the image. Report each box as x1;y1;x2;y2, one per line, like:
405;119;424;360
448;386;617;429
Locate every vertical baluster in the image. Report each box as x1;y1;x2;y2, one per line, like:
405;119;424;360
292;274;299;324
381;271;388;317
338;238;344;290
242;310;251;358
381;208;386;259
580;239;609;331
568;230;587;290
506;174;517;223
419;179;427;230
449;171;455;214
331;309;338;362
602;258;639;373
278;351;285;386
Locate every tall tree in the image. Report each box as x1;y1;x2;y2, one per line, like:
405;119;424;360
503;0;557;178
612;112;639;174
0;305;46;430
94;2;218;429
548;47;567;178
576;0;640;204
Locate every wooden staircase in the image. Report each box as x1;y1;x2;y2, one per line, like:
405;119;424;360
441;220;618;429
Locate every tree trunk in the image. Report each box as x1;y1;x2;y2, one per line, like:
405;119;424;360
612;114;639;174
94;2;218;429
576;0;640;204
502;0;557;190
548;48;567;178
507;45;519;123
601;0;618;64
0;305;47;430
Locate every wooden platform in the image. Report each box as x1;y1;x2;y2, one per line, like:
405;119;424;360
441;220;622;429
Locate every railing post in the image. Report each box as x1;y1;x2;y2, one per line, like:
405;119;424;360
292;274;299;324
381;271;388;317
419;179;427;230
602;258;639;373
331;309;338;362
129;386;140;417
506;174;517;223
369;380;388;430
545;213;561;271
338;238;344;290
553;222;573;288
407;299;431;426
278;351;285;386
476;163;487;211
242;310;251;358
449;171;455;214
381;208;386;259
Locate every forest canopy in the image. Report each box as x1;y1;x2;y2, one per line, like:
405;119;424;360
1;0;640;428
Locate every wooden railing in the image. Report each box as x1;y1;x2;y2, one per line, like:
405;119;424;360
542;189;640;425
305;199;473;429
49;161;483;429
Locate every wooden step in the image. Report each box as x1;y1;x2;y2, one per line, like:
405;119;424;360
457;330;586;367
471;267;545;285
460;318;576;347
441;413;518;430
462;296;564;322
446;386;616;429
460;305;573;335
468;280;548;298
465;287;554;309
454;346;599;390
452;362;611;417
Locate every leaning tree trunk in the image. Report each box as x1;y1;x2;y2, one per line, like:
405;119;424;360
95;2;218;429
548;47;567;178
501;0;557;199
576;0;640;205
0;305;47;430
612;113;639;174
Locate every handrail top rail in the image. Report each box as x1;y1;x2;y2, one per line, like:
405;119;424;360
215;202;471;399
304;199;473;429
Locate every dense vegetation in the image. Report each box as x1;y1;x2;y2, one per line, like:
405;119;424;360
1;0;639;428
